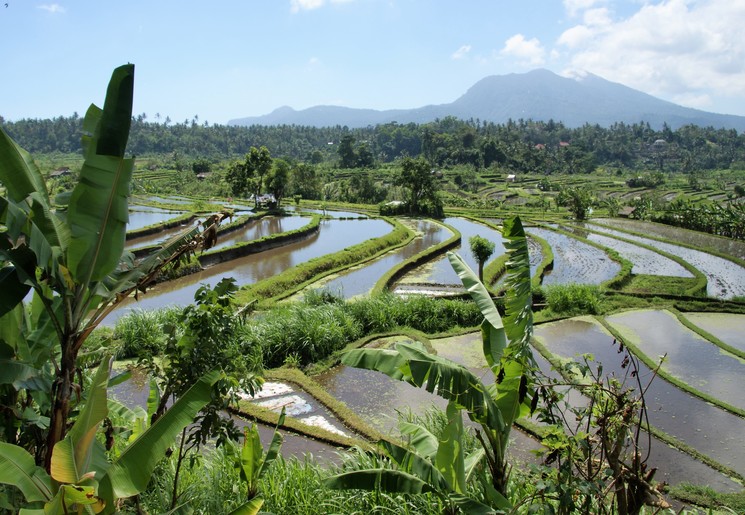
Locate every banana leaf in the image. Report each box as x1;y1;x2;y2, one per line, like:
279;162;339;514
66;64;134;285
98;369;222;507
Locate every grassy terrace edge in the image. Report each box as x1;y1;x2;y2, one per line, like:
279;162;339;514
235;216;411;305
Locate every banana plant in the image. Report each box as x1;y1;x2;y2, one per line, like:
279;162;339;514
327;401;492;514
327;216;536;510
228;408;286;515
0;357;221;514
0;64;229;469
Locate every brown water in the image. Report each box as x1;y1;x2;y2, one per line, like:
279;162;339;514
314;219;452;298
105;218;392;324
208;216;309;251
535;317;745;476
606;310;745;412
527;227;620;285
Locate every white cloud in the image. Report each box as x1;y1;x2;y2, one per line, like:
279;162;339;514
290;0;354;13
563;0;603;18
451;44;471;60
308;56;321;66
500;34;546;66
556;0;745;111
37;3;65;14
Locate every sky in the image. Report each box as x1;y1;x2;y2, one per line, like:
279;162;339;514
2;0;745;125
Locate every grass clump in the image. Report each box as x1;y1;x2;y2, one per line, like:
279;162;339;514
112;307;182;358
542;283;605;315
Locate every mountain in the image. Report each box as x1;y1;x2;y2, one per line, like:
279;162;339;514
228;69;745;131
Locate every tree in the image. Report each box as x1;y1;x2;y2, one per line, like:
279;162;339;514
338;135;357;168
268;158;290;208
559;186;593;220
247;146;273;208
290;162;321;200
396;156;442;216
468;235;495;281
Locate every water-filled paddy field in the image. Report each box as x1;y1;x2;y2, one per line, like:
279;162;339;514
681;312;745;353
587;223;745;299
105;217;392;324
310;219;453;299
396;217;505;288
126;208;187;231
606;310;745;412
594;218;745;261
534;317;745;477
584;231;692;277
526;227;620;285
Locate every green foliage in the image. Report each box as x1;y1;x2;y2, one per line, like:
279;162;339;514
396;156;443;217
543;283;605;315
333;216;536;510
468;234;496;280
113;307;182;358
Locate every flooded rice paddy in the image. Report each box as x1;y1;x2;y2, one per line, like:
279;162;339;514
396;217;505;288
583;231;693;277
535;317;745;476
587;223;745;299
105;218;392;324
126;208;187;231
594;218;745;261
681;312;745;353
311;219;453;299
606;310;745;412
208;215;309;252
526;227;620;285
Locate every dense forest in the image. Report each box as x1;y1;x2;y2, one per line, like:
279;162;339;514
3;114;745;174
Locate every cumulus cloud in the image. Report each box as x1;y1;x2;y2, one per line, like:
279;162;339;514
563;0;604;18
37;3;65;14
451;44;471;60
500;34;546;66
556;0;745;111
290;0;353;13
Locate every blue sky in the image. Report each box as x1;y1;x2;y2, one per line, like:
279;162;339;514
2;0;744;124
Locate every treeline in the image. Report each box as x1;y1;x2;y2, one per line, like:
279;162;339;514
3;114;745;173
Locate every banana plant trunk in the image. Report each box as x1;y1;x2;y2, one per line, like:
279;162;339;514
45;336;77;469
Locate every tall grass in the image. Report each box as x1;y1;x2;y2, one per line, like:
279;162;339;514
542;283;604;315
113;307;182;358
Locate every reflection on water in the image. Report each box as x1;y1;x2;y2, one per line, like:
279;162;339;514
536;317;745;475
105;218;392;324
318;219;452;298
127;209;187;231
606;310;745;411
398;217;505;286
209;216;309;251
587;223;745;299
682;312;745;353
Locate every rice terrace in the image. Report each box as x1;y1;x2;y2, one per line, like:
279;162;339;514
2;62;745;513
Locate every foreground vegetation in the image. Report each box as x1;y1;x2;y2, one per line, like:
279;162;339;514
1;65;743;513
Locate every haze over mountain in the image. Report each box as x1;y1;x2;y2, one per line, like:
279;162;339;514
229;69;745;131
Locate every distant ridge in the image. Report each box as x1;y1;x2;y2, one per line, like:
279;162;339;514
229;69;745;131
